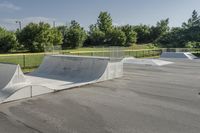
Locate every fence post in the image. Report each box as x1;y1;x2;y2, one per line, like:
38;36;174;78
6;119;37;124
23;54;26;68
136;51;138;58
30;86;32;98
143;50;145;57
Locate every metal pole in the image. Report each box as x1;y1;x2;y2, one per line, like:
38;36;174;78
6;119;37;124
53;21;56;28
23;54;26;68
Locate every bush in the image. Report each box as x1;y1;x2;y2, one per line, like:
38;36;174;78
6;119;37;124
0;27;18;53
185;41;200;48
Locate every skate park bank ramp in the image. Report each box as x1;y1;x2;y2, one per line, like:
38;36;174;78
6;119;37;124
160;52;198;60
0;55;123;103
123;57;173;66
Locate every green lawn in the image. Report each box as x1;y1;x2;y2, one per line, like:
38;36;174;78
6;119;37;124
0;54;45;69
0;46;198;72
0;46;162;72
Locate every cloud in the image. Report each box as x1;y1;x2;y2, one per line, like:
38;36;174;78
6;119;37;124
113;22;120;26
113;22;126;27
0;17;65;30
0;1;21;11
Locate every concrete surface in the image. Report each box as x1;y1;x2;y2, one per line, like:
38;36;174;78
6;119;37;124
27;55;123;90
0;59;199;133
123;57;173;66
160;52;198;60
0;63;30;102
0;55;123;103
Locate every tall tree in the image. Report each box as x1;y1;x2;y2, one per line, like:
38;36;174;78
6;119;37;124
150;18;170;41
107;28;126;46
88;24;105;45
156;10;200;48
133;24;151;44
57;26;69;47
182;10;200;28
64;20;87;48
156;27;185;48
97;11;113;33
120;25;137;46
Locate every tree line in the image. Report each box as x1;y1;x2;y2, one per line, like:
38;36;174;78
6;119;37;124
0;10;200;53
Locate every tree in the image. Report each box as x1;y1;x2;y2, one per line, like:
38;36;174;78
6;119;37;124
57;25;69;47
88;11;128;46
120;25;137;46
87;11;113;46
97;11;113;33
133;25;151;44
182;10;200;29
157;11;200;48
52;28;63;46
156;27;185;48
87;24;105;45
150;18;170;42
107;28;126;46
64;20;87;48
0;27;18;53
17;22;63;52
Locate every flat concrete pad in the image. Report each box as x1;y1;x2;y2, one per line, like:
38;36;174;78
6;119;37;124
123;58;173;66
161;52;198;60
0;59;199;133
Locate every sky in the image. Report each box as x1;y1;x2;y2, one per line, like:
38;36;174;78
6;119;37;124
0;0;200;30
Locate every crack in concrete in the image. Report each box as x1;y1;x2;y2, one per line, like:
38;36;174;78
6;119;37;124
0;112;43;133
15;119;43;133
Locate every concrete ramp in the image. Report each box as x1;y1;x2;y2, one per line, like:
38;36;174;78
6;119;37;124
0;63;30;102
0;55;123;103
0;63;53;103
160;52;198;60
123;57;173;66
27;55;123;90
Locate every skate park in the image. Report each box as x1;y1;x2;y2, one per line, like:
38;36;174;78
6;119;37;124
0;50;200;133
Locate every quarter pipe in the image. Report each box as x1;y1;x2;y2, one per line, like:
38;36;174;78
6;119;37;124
0;55;123;103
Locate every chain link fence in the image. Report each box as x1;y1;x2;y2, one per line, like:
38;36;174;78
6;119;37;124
44;45;62;54
66;48;162;59
1;47;199;72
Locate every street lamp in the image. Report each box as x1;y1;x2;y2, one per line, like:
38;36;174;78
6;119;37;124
16;21;22;30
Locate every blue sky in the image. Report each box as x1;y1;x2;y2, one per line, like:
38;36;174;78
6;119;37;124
0;0;200;30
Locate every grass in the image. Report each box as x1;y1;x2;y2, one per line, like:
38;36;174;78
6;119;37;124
0;49;161;72
0;44;161;72
1;44;199;73
0;54;45;70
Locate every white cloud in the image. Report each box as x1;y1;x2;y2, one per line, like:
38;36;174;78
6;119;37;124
113;22;126;27
0;17;65;30
113;22;120;26
0;1;21;11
